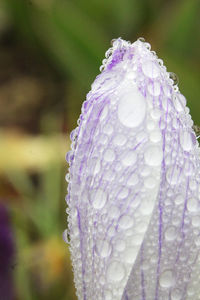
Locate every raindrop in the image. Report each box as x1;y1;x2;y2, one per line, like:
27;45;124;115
63;229;70;244
159;269;175;288
118;215;134;229
164;226;177;241
144;145;163;166
90;189;107;209
169;72;179;85
96;239;112;258
106;261;125;283
138;37;145;42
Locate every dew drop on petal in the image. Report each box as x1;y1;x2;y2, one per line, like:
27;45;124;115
118;215;134;229
104;149;116;162
106;261;125;283
192;215;200;227
122;151;137;166
180;131;193;152
159;269;175;288
96;239;112;258
166;165;182;185
108;206;120;219
174;194;185;205
127;173;139;186
164;226;177;241
91;189;107;209
144;146;163;166
150;130;162;143
142;61;160;79
114;239;126;252
113;134;127;146
187;197;199;213
118;86;146;128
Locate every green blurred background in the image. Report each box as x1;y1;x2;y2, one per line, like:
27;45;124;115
0;0;199;299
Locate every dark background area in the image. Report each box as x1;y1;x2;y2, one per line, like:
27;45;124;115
0;0;199;299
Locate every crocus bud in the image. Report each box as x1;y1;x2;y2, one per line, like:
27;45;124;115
65;38;200;300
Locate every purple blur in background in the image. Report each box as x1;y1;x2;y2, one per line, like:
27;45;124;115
0;203;15;300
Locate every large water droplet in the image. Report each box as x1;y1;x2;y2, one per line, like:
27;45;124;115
106;261;125;282
166;165;182;185
118;215;134;229
96;239;112;257
169;72;179;85
118;86;146;128
113;134;127;146
91;189;107;209
192;215;200;227
164;226;177;241
115;238;126;252
108;206;120;219
122;151;137;166
127;173;139;186
159;269;175;288
150;130;162;143
142;61;160;79
180;131;193;152
104;149;116;162
144;146;163;166
123;247;138;264
187;197;199;213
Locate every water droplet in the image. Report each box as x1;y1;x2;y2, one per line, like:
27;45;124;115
187;197;199;213
65;173;70;182
118;86;146;128
150;130;162;143
90;189;107;209
104;149;116;162
166;165;182;185
122;151;137;166
148;81;161;96
127;173;139;186
139;199;154;215
138;37;145;42
118;215;134;229
111;38;117;46
144;176;156;189
164;226;177;241
142;61;160;79
171;288;182;300
106;261;125;283
115;239;126;252
144;146;163;166
113;134;127;146
96;239;112;258
174;194;184;205
108;206;120;219
118;188;129;199
180;131;193;152
192;216;200;227
63;229;70;244
123;247;138;263
103;124;113;135
169;72;179;85
159;269;175;288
